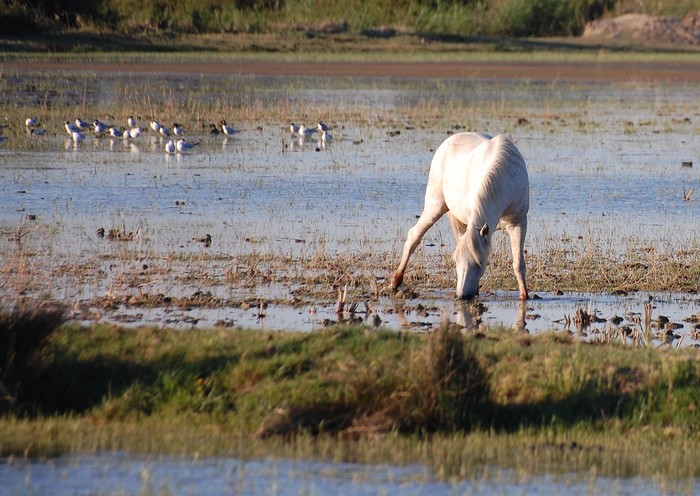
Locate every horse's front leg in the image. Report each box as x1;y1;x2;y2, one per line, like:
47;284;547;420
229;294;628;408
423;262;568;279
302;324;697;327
391;204;448;290
506;220;528;300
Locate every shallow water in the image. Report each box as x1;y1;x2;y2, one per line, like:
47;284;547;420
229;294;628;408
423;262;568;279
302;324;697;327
1;73;699;340
2;452;696;496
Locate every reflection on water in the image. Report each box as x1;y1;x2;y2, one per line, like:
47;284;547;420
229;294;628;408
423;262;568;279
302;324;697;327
1;74;699;339
1;452;695;496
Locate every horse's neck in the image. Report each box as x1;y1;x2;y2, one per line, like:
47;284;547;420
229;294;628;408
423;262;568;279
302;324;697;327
469;195;499;232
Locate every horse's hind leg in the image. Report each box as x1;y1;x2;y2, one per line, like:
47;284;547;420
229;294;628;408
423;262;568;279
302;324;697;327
391;202;448;289
506;220;529;300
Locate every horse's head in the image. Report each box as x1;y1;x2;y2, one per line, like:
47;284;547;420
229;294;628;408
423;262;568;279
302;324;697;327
453;223;491;299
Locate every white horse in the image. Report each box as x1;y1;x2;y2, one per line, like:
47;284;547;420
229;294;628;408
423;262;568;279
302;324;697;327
391;132;529;300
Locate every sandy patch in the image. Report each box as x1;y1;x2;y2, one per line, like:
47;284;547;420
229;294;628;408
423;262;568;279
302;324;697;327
583;11;700;46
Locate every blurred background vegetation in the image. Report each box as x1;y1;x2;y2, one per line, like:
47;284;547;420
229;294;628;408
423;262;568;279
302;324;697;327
0;0;697;39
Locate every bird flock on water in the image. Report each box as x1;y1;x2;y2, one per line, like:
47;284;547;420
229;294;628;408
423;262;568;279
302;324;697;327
2;116;335;153
289;121;333;144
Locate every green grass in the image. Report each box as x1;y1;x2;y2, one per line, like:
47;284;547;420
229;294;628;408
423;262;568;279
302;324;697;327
2;309;700;479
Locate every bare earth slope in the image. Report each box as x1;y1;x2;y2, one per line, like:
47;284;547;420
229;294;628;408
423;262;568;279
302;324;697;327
583;11;700;46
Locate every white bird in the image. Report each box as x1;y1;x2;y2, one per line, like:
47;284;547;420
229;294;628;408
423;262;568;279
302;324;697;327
25;117;39;127
298;124;316;137
221;120;237;136
176;138;198;153
150;120;161;133
321;130;333;142
127;127;142;139
289;122;299;135
164;140;176;154
318;121;329;132
159;125;171;137
109;127;124;138
65;120;81;136
172;123;183;136
93;119;108;135
127;115;136;127
75;118;90;129
71;130;85;143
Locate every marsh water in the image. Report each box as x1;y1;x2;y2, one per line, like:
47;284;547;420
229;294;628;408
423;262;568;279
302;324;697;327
1;72;700;344
3;451;697;496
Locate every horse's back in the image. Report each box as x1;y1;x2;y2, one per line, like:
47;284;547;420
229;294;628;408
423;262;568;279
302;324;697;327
438;132;528;222
435;132;493;160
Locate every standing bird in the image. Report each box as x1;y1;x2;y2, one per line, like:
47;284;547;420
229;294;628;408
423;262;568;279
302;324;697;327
127;127;142;139
75;118;90;130
65;120;81;136
298;124;316;138
150;120;162;133
127;115;137;128
71;130;86;143
164;140;176;154
172;123;184;136
159;125;171;137
109;127;124;138
176;138;198;153
25;117;39;127
317;121;329;132
221;119;237;136
289;122;299;135
93;119;109;136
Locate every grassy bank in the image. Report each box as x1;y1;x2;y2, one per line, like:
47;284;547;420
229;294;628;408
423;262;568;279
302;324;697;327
2;308;700;479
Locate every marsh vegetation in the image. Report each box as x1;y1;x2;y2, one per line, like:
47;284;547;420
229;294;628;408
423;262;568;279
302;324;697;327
2;310;700;488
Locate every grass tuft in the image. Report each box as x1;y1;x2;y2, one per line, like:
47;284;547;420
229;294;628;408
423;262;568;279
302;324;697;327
0;305;66;412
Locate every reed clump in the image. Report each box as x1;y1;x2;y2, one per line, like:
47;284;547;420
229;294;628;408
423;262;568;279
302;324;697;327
257;325;489;436
0;305;66;413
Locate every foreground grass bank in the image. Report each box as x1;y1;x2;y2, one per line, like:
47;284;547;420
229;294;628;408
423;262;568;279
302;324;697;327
2;309;700;480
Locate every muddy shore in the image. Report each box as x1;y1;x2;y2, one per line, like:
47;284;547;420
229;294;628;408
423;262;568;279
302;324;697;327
5;58;700;82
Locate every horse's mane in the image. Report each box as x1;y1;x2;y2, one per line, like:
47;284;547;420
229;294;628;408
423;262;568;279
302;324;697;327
471;135;525;224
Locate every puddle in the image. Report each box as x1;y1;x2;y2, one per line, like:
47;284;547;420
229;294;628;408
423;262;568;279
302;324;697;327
1;452;695;496
76;289;700;347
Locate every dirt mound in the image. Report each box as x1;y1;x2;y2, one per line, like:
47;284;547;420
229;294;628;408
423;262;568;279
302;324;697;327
583;11;700;45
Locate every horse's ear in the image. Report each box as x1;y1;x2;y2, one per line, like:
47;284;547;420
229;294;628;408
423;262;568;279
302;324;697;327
480;224;490;238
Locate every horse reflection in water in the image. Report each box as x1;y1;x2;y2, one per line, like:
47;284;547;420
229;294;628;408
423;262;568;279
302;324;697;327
454;300;527;332
392;132;529;301
390;299;527;332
